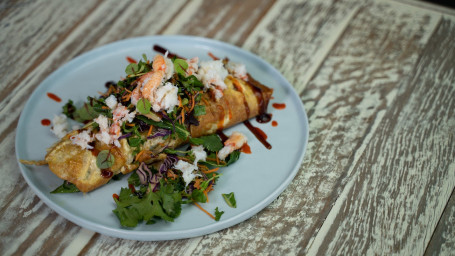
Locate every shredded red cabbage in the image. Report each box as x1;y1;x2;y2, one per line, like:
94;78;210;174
159;154;178;174
147;128;172;139
118;132;132;140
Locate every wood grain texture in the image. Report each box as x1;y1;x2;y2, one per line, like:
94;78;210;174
0;1;187;255
243;0;362;94
163;0;276;46
307;17;455;255
1;0;455;255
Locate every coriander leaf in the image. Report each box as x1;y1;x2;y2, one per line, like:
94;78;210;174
226;150;241;166
189;134;223;152
193;105;206;117
222;192;237;208
214;207;224;221
128;136;144;147
72;97;109;123
50;181;80;193
128;172;141;187
135;115;190;140
96;150;115;169
191;189;207;203
159;184;182;218
62;100;76;119
112;185;177;227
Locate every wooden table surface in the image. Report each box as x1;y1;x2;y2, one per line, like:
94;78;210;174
2;0;455;255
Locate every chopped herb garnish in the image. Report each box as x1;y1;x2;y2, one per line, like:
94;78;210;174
214;207;224;221
51;181;80;193
222;192;237;208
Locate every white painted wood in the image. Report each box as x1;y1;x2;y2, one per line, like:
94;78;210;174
307;17;455;255
1;0;454;255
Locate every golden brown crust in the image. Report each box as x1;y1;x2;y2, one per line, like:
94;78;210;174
45;132;135;192
190;76;273;137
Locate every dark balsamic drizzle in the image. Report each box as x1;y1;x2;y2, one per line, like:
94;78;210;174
243;120;272;149
153;45;185;59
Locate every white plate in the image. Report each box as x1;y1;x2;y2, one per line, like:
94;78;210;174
15;35;308;241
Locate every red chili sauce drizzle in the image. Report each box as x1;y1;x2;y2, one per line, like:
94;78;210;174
272;120;278;127
41;119;51;126
126;56;137;64
241;143;252;154
47;92;61;102
272;103;286;110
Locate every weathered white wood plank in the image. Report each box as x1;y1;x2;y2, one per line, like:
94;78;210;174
0;0;101;97
307;17;455;255
163;0;277;46
243;0;361;94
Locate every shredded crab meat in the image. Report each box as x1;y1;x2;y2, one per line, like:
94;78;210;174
112;104;136;123
226;62;248;81
50;114;69;139
164;57;174;80
152;82;179;112
196;60;228;100
191;145;207;165
173;160;201;187
131;54;179;113
218;132;247;161
105;95;118;109
186;57;199;76
70;130;94;150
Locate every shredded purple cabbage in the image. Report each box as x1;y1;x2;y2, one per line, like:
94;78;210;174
147;128;172;139
118;132;132;140
137;120;150;132
136;168;147;185
136;162;153;185
135;155;179;191
159;154;178;174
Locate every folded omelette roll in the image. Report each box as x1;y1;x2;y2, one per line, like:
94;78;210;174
45;130;184;192
190;75;273;138
43;55;274;193
45;131;136;192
